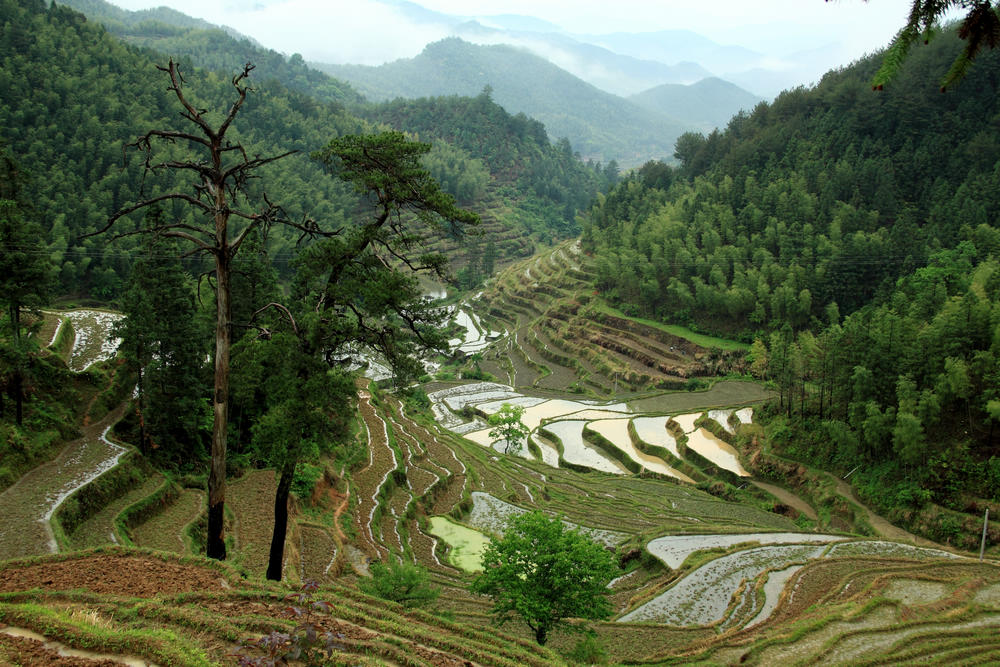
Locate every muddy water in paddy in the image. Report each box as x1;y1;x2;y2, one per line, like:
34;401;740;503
620;543;828;625
543;420;627;474
519;398;628;430
672;412;701;433
745;564;805;628
707;409;735;433
465;492;625;546
588;419;689;481
632;416;681;458
530;434;561;467
646;532;846;569
686;427;751;477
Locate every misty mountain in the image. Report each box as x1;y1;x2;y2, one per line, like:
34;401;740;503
578;29;765;79
579;28;847;98
721;43;845;99
315;37;689;167
58;0;253;42
449;21;714;97
57;0;364;106
344;1;771;98
629;77;761;132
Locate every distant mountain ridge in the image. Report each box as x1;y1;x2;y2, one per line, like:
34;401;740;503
317;37;697;167
629;77;762;132
448;20;716;96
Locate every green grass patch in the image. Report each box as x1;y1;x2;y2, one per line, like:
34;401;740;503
591;302;750;351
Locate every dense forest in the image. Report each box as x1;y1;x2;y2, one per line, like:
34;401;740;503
0;0;611;534
583;28;1000;538
0;0;606;299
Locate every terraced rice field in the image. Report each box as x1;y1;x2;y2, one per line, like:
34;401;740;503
674;411;752;476
228;470;281;575
67;473;165;550
55;310;123;372
429;382;753;481
6;248;995;665
621;533;970;631
474;240;751;396
588;418;687;479
0;404;128;561
131;488;204;554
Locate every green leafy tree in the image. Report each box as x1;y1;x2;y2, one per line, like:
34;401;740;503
359;561;440;608
487;403;530;454
241;331;353;582
113;214;208;461
470;510;618;646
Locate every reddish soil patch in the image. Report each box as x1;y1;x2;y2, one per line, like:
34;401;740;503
0;633;119;666
0;555;227;597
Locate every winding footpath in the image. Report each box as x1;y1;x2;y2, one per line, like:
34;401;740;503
835;477;935;546
0;403;128;561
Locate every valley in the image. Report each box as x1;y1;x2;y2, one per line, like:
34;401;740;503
3;1;1000;664
3;246;997;665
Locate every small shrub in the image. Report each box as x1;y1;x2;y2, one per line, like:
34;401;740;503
567;633;607;665
359;561;440;608
685;377;708;391
232;581;345;666
291;463;324;501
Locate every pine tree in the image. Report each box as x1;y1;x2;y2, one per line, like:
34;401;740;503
0;148;53;426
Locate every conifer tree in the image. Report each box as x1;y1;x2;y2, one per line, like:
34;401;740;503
91;61;334;560
0;148;53;426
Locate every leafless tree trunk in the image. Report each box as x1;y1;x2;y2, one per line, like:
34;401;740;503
90;60;327;560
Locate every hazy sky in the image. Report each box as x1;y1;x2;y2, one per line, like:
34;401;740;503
108;0;920;70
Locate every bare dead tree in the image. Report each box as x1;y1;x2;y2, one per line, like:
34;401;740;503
90;60;335;560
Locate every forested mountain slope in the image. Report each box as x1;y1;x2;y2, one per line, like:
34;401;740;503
583;28;1000;543
367;90;614;241
316;37;688;167
57;0;365;106
0;0;603;297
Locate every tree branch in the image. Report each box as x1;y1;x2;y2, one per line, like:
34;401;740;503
85;193;212;239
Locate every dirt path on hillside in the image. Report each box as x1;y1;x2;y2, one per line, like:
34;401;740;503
750;479;819;521
835;478;937;546
0;403;128;562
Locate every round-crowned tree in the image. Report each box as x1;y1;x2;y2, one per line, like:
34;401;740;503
487;402;529;454
470;510;618;645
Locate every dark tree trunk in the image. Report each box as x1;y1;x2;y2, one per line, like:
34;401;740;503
535;626;548;646
266;459;296;581
11;304;22;426
13;370;22;426
207;239;231;561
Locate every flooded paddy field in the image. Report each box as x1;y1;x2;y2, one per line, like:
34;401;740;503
428;382;759;480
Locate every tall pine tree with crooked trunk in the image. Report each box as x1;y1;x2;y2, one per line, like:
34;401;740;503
90;61;335;560
242;131;478;581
